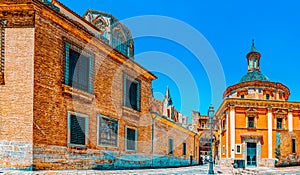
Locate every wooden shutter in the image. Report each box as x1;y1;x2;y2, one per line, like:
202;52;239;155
64;43;70;85
126;128;136;150
70;115;86;145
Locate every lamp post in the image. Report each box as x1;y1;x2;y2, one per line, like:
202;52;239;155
208;104;214;174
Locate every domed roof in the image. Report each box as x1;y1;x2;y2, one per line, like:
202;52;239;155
239;71;271;83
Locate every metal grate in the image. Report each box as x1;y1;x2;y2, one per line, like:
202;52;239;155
98;116;118;146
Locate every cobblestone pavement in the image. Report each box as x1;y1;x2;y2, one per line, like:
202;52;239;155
1;165;300;175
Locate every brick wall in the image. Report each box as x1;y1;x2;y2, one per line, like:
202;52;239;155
31;7;155;169
153;116;199;165
0;0;201;170
0;27;35;169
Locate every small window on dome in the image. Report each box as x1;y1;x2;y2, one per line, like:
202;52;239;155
249;58;253;69
241;95;244;99
266;94;270;100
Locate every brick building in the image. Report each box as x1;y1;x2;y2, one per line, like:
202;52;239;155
150;87;199;166
0;0;199;170
216;41;300;167
192;109;219;163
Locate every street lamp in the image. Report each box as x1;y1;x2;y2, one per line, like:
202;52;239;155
208;104;214;174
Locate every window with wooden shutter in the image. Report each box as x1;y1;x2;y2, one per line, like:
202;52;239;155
126;127;137;151
182;142;186;155
124;74;140;111
292;139;296;153
168;138;174;155
68;111;88;146
64;42;93;93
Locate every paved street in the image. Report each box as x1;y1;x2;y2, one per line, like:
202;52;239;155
1;165;300;174
1;165;230;175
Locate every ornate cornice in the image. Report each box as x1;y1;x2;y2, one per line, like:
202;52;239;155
216;98;300;119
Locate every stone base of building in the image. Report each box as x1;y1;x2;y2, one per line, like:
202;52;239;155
258;158;276;167
219;158;276;168
0;143;197;170
0;141;33;170
219;158;234;167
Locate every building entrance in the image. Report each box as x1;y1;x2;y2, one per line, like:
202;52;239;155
247;143;256;166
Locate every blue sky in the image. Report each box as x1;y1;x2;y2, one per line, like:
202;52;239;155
60;0;300;119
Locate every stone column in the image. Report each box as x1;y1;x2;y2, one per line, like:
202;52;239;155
288;109;293;132
242;140;247;160
268;108;272;159
257;141;261;165
230;106;235;159
226;111;229;159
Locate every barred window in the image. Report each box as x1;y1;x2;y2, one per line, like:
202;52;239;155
124;74;140;111
126;127;137;151
68;112;88;146
64;42;93;93
98;115;118;147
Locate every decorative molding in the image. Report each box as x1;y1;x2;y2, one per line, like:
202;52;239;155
237;88;248;97
274;109;287;119
62;84;94;103
223;81;290;100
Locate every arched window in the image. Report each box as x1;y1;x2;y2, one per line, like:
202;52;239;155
112;27;128;56
249;58;253;69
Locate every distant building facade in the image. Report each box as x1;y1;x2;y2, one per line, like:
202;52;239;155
0;0;199;170
192;109;219;163
151;87;199;165
216;42;300;167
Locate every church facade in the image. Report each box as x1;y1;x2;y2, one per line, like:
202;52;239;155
216;42;300;167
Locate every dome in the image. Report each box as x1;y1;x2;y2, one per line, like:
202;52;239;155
239;71;271;83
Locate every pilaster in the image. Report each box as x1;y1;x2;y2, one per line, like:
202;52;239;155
267;107;272;159
288;109;293;132
230;105;235;159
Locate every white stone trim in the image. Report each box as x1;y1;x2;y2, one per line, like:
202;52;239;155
226;111;229;158
230;107;235;159
268;110;272;159
288;112;293;132
236;144;242;154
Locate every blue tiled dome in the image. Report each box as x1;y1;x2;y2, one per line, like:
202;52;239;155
239;71;271;83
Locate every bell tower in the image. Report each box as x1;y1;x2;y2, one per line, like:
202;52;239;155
246;40;261;72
